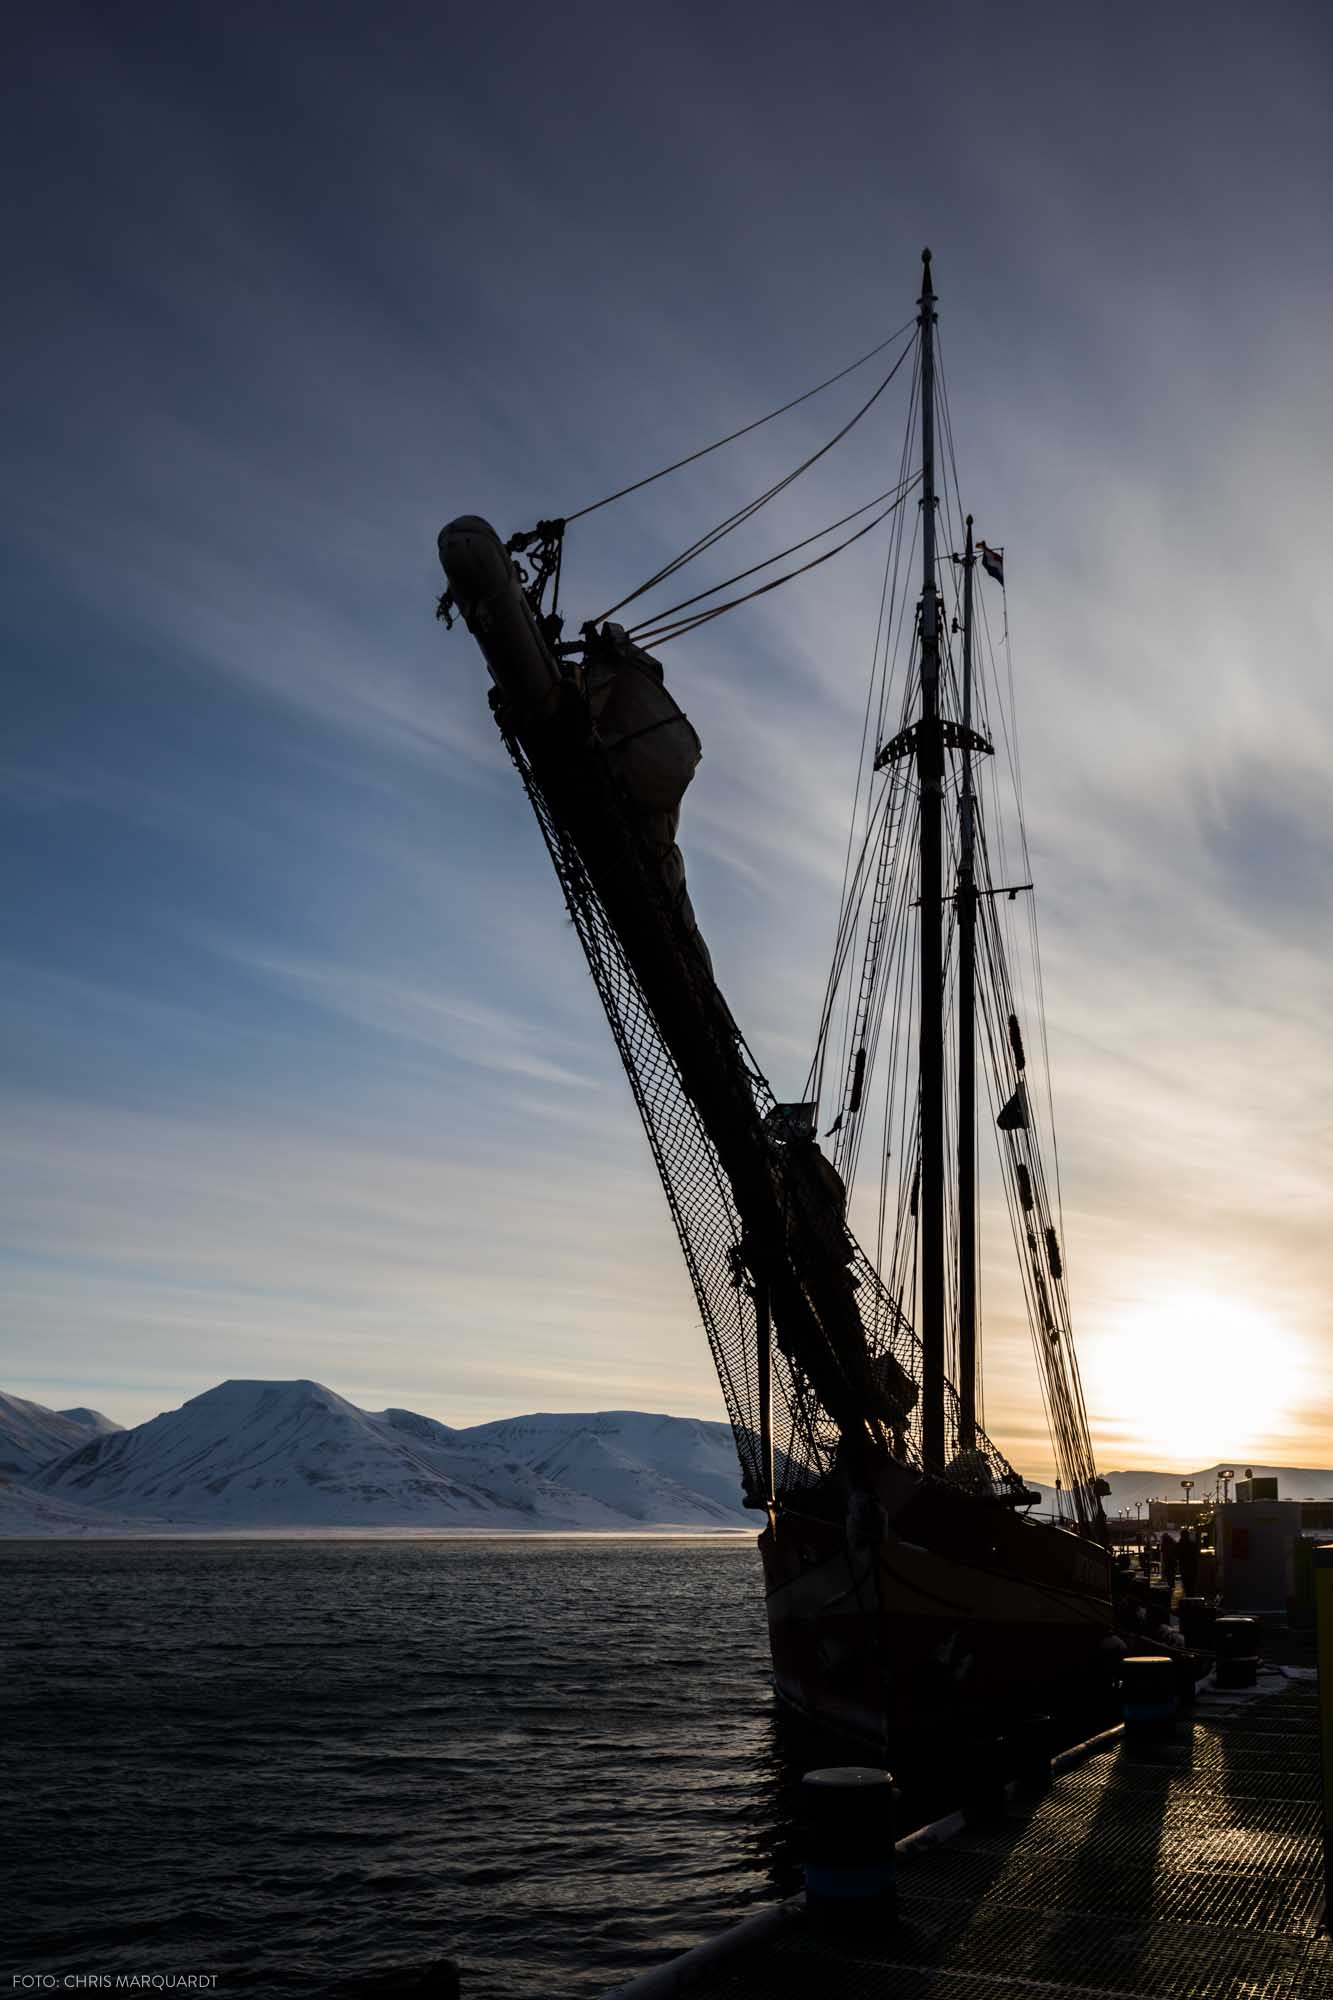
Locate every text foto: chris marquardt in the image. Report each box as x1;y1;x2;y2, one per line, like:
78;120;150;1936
11;1979;220;1992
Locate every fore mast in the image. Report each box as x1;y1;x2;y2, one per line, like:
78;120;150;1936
957;513;979;1456
916;250;946;1470
917;252;985;1470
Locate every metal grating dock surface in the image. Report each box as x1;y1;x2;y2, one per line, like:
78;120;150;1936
623;1679;1329;1999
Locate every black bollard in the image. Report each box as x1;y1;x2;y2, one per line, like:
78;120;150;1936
1011;1714;1053;1793
1215;1615;1260;1689
1121;1655;1177;1734
801;1766;896;1926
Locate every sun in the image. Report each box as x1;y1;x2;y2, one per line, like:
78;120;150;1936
1082;1288;1303;1470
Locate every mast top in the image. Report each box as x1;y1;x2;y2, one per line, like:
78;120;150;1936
920;248;935;302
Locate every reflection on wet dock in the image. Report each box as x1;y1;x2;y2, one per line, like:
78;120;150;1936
609;1667;1327;1998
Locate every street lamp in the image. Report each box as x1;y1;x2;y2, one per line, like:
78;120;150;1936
1219;1469;1235;1506
1181;1478;1194;1506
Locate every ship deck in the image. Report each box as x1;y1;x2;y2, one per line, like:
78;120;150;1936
606;1648;1328;1998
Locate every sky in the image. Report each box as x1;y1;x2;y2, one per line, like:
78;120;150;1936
3;2;1331;1479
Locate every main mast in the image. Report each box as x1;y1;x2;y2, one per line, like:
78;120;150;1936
957;515;978;1452
916;250;946;1470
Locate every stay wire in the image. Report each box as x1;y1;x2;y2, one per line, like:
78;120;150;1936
811;369;920;1114
938;329;1091;1489
564;317;918;525
629;472;920;640
632;483;918;645
595;334;919;625
812;349;921;1113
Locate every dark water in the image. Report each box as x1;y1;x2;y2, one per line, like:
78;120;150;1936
3;1537;817;1997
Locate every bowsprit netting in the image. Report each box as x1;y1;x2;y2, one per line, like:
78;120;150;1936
501;716;1025;1506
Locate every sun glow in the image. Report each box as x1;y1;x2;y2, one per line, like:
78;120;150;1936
1083;1288;1304;1470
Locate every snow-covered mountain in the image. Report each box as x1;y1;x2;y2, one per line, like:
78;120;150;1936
20;1380;756;1533
1099;1464;1333;1509
459;1411;752;1525
0;1475;163;1537
58;1406;122;1434
15;1377;1325;1538
1017;1465;1333;1518
0;1391;123;1480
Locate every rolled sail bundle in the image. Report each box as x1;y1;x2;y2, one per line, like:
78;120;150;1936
438;516;563;726
582;620;709;977
438;517;710;976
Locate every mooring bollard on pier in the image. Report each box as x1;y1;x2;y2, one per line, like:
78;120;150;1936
1314;1544;1333;1928
1120;1655;1177;1734
605;1666;1326;2000
801;1766;896;1926
1215;1615;1260;1689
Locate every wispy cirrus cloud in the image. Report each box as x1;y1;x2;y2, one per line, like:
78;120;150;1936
4;2;1332;1478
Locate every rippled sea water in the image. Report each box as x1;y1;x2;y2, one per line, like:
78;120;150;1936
4;1537;820;1998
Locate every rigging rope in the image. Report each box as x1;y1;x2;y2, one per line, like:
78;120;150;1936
793;310;1101;1509
564;317;918;525
811;340;921;1121
627;473;920;640
630;478;921;646
593;334;919;625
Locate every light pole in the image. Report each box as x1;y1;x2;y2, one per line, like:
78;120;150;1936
1182;1478;1194;1507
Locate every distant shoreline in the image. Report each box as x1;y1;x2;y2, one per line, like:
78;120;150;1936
0;1525;761;1543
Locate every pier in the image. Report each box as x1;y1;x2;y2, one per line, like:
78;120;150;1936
608;1630;1327;1999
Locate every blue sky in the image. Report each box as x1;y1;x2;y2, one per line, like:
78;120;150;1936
4;3;1332;1474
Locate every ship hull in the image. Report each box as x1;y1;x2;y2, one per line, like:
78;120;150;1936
760;1479;1114;1745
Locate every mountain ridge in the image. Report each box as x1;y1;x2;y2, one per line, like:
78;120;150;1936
1096;1463;1333;1508
0;1391;125;1481
8;1380;757;1535
4;1381;1329;1535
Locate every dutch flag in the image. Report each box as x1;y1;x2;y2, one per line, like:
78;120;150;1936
979;541;1004;586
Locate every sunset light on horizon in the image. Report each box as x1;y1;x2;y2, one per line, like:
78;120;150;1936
1080;1289;1313;1476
